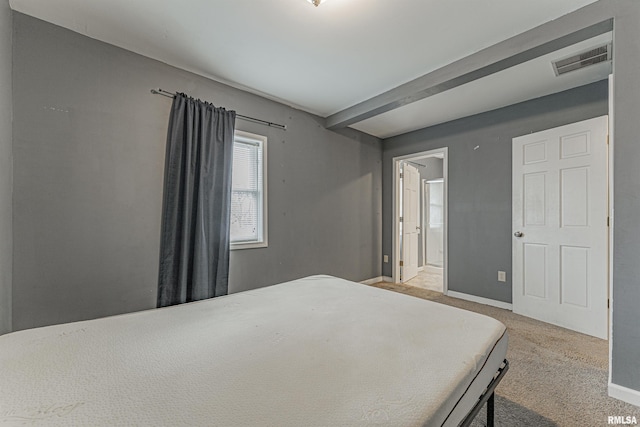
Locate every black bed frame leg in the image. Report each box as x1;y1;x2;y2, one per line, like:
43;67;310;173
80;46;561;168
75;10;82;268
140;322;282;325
487;392;495;427
458;360;507;427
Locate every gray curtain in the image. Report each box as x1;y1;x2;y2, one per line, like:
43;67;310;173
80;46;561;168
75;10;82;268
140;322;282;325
157;93;236;307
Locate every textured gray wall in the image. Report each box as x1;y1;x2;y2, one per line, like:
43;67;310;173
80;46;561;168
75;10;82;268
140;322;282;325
382;81;609;303
11;13;381;330
0;0;12;335
419;158;443;182
609;0;640;393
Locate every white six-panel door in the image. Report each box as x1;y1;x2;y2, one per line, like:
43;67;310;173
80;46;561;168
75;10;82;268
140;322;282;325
512;116;608;339
402;164;420;282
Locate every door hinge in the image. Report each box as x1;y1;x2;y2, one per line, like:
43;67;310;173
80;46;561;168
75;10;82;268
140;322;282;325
399;260;404;267
399;216;403;222
607;217;610;227
400;172;404;179
608;299;610;309
606;134;610;145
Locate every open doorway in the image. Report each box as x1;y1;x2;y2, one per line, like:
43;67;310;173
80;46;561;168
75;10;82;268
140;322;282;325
393;148;448;293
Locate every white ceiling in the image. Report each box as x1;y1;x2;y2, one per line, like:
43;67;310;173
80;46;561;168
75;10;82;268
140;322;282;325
10;0;604;139
351;32;612;138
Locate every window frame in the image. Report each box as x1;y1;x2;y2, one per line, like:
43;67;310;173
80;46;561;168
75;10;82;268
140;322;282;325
230;130;268;250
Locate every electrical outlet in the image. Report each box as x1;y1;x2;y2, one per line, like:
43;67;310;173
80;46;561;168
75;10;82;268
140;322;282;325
383;255;389;263
498;271;507;282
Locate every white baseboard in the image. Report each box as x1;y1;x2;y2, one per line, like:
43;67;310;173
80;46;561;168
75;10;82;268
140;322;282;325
446;291;513;310
360;276;383;285
609;382;640;408
360;276;394;285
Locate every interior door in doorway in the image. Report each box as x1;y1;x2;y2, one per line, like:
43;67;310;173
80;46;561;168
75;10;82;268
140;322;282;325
402;163;420;282
512;115;608;339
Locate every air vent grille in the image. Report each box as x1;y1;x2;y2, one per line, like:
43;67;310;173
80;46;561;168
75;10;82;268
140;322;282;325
552;44;611;76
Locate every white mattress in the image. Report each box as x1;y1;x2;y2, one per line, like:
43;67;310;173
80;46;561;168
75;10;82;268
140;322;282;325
0;275;507;426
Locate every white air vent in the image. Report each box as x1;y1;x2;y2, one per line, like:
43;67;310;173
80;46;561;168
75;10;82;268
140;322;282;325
552;44;612;76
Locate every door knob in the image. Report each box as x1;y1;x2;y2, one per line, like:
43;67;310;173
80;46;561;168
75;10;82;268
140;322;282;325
514;231;524;237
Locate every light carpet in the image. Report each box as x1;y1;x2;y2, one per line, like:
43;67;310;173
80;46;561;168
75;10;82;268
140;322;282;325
367;281;639;427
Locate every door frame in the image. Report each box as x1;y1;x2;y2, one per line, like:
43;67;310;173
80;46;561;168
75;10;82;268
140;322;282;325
392;147;448;292
607;74;614;382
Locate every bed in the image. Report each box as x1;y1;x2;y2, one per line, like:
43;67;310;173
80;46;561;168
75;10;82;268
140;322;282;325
0;275;508;426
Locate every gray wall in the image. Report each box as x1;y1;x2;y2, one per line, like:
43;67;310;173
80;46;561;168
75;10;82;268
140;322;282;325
416;158;443;182
0;0;12;335
609;0;640;394
383;81;609;303
11;13;382;331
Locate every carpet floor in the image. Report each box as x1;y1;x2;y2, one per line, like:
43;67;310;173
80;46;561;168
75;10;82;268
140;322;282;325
367;281;639;427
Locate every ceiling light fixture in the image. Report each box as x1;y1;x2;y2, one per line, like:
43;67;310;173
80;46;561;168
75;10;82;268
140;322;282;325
307;0;326;6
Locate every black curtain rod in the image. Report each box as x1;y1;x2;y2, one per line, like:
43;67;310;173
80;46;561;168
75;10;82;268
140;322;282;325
150;88;287;130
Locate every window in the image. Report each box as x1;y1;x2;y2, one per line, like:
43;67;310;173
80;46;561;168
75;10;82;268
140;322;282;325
230;130;267;249
428;180;444;229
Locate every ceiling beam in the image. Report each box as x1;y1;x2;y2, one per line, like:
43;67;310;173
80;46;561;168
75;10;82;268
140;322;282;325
325;16;612;130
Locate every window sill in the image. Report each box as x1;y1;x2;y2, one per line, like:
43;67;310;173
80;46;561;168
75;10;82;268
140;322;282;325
231;241;268;250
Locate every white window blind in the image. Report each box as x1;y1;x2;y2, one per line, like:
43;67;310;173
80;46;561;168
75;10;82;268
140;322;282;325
230;131;267;248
